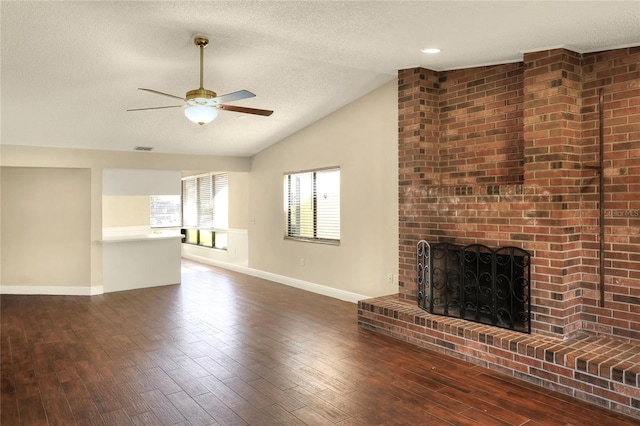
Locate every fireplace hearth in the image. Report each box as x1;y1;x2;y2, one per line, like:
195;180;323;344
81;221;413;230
417;240;531;333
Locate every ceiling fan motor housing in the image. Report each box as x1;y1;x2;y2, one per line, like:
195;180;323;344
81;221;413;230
186;88;218;105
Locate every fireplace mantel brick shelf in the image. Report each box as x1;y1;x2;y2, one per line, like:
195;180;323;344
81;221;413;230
358;295;640;420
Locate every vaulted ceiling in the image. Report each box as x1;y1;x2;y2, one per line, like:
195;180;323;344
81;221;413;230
2;1;638;156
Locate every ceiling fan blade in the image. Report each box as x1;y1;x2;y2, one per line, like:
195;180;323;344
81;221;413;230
138;88;185;101
127;105;184;111
214;90;256;103
219;104;273;116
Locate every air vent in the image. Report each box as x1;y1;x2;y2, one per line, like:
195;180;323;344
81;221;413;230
134;146;153;151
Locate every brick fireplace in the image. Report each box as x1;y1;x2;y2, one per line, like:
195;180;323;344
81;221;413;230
358;47;640;418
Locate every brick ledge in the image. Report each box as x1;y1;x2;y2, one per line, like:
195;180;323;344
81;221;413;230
358;294;640;420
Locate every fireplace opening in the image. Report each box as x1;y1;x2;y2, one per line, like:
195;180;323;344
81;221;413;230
417;241;531;333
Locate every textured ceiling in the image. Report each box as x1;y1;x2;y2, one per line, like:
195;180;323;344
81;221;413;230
2;1;639;156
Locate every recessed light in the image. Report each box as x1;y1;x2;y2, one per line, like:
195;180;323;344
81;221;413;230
421;48;441;54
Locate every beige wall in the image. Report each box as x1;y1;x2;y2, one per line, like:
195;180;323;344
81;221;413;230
102;196;150;227
228;172;250;230
248;78;399;297
1;167;91;287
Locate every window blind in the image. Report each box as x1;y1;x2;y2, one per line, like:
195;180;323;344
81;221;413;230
285;168;340;243
213;173;229;230
150;195;181;228
197;174;212;228
315;169;340;240
182;178;197;228
182;172;228;230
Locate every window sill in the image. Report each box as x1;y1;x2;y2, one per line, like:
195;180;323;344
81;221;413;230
284;236;340;246
101;234;183;243
181;242;228;251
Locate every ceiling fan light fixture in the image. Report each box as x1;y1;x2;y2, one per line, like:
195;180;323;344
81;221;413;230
128;36;273;121
184;104;218;125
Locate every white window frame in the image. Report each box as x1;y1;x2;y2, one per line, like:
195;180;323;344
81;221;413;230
284;167;340;245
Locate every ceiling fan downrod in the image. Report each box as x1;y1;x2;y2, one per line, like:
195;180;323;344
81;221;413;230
186;37;216;102
195;37;207;90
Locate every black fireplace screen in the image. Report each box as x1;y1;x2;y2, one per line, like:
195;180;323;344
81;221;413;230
417;241;531;333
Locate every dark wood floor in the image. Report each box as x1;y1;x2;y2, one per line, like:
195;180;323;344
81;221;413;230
2;260;638;425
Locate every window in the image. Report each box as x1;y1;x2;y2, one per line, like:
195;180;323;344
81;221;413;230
284;167;340;244
181;173;229;249
150;195;181;228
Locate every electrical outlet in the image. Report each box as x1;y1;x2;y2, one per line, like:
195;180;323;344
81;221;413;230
300;257;305;266
387;273;393;283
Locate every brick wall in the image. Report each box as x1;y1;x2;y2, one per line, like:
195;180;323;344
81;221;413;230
398;47;640;343
580;48;640;341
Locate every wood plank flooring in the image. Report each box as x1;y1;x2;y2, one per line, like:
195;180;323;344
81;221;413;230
2;259;638;425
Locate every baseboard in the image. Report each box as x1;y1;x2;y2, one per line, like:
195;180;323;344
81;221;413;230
182;253;366;304
1;257;369;303
0;285;104;296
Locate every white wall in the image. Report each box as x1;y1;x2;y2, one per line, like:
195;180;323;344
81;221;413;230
247;78;398;298
103;168;182;195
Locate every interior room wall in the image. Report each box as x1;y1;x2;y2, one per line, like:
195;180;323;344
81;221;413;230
248;78;399;299
102;168;182;195
1;167;91;290
228;171;250;230
102;196;151;228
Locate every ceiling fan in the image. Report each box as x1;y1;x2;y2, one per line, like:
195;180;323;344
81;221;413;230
127;37;273;125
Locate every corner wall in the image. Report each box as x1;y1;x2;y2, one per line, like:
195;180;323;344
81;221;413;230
249;79;399;298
